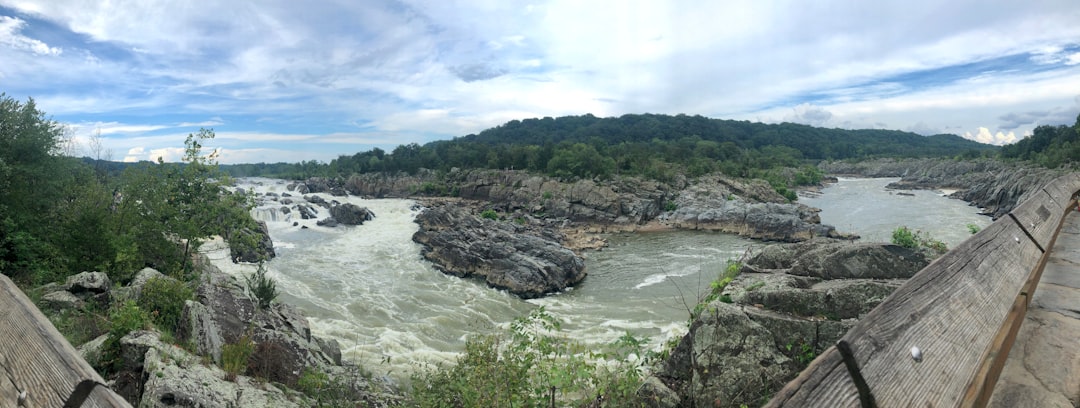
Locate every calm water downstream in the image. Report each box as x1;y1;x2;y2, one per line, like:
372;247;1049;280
205;177;991;379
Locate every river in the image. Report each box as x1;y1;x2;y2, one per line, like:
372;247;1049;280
204;177;991;379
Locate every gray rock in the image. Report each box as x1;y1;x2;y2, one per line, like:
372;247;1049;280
130;331;303;408
743;239;929;279
177;256;337;385
638;376;680;408
413;205;586;298
658;302;793;408
178;300;224;363
227;220;276;263
317;217;340;227
77;334;107;368
67;271;111;294
41;290;85;310
329;203;374;225
297;204;318;219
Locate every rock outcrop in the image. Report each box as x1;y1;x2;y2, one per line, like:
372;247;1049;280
412;204;587;298
329;203;375;225
51;256;401;407
178;255;341;386
820;158;1064;219
226;220;276;263
645;238;930;407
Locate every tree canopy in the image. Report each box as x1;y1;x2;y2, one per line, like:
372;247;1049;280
223;113;997;182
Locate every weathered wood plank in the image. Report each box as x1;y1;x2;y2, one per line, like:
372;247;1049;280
838;219;1042;407
1042;174;1080;208
0;275;131;408
765;346;861;407
1010;188;1064;251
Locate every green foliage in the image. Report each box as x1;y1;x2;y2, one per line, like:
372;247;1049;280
245;262;278;310
693;260;742;318
221;334;255;381
410;307;646;407
999;115;1080;168
785;341;817;366
664;201;678;212
480;209;499;220
967;223;981;235
138;277;194;335
100;300;151;372
892;226;948;255
746;281;766;291
891;226;918;249
223;113;997;183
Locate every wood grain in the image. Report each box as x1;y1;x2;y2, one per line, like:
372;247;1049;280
766;175;1080;407
0;275;130;408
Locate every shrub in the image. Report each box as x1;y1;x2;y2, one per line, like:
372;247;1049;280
480;209;498;220
410;307;646;407
138;277;193;335
892;226;949;255
664;201;678;212
891;226;918;249
966;223;981;234
101;300;151;372
245;262;278;310
221;334;254;381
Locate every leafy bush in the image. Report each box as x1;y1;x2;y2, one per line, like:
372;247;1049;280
101;300;151;372
891;226;918;249
245;262;278;309
967;223;981;234
892;226;948;255
410;307;646;407
221;334;254;381
480;209;498;220
138;277;194;335
664;201;678;212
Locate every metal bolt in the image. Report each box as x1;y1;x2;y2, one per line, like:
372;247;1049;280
1014;236;1020;243
17;390;27;406
911;346;923;363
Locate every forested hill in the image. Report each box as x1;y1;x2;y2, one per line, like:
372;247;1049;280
224;113;997;181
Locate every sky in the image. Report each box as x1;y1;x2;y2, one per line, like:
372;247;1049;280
1;1;1079;164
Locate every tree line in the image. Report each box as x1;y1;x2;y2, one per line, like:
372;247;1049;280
999;114;1080;168
0;94;260;287
223;113;998;183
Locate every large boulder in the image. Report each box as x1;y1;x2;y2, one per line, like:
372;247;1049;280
177;255;336;386
66;271;111;294
656;302;794;408
115;330;303;408
330;203;374;225
648;238;933;406
412;205;586;298
227;220;276;263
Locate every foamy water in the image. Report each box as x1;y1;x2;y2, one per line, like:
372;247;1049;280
205;178;756;380
203;176;990;381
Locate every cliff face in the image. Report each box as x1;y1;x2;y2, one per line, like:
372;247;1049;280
338;169;840;243
820;158;1067;219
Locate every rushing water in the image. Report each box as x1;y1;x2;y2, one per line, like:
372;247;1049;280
204;177;991;380
799;178;993;248
205;178;758;380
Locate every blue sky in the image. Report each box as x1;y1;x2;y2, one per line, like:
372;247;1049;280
1;1;1079;164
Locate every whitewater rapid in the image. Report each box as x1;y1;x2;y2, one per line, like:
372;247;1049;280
204;178;754;380
203;177;991;381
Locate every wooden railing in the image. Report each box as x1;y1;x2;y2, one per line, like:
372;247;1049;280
766;173;1080;407
1;275;131;408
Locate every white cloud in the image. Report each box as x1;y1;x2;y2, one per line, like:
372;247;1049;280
0;16;62;55
964;127;1017;145
3;0;1080;161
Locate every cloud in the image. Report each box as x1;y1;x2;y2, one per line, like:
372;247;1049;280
449;63;506;82
906;122;940;135
964;127;1016;145
0;16;62;55
785;103;834;127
